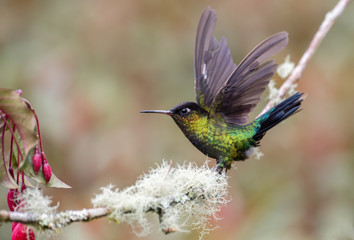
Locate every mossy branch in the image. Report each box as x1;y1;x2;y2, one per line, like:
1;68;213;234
1;161;229;238
0;208;109;230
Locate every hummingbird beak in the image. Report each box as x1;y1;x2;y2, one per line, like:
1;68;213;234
140;110;173;116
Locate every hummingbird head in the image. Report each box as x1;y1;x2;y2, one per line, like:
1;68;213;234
140;101;208;129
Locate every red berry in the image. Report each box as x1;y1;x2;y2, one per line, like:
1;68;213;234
42;162;52;184
32;147;42;175
12;223;35;240
7;189;19;211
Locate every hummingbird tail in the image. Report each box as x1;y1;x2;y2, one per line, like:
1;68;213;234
253;92;303;142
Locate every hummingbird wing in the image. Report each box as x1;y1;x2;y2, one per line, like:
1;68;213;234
209;32;289;125
194;7;237;111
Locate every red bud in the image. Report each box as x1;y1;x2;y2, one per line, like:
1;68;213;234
15;89;23;96
41;152;47;164
12;223;35;240
9;167;15;178
12;222;18;231
7;189;19;211
42;162;52;184
32;147;42;175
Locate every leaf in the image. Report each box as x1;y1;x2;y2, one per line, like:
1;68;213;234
0;89;70;188
9;151;35;188
0;150;18;189
0;89;38;157
0;133;19;189
21;147;71;188
0;88;37;188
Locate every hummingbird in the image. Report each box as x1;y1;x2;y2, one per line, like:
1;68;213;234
141;7;303;172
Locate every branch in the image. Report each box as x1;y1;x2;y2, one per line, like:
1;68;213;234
1;161;229;238
0;208;109;230
259;0;351;116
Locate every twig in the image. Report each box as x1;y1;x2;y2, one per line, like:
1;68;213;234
0;208;109;230
259;0;351;116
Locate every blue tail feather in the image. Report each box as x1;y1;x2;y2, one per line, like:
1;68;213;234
253;92;303;142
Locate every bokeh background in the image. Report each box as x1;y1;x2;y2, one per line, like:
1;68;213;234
1;0;354;239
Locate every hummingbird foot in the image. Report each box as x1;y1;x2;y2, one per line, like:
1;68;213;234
212;161;228;174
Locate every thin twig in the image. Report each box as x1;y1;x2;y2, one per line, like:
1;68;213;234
259;0;351;116
0;208;109;230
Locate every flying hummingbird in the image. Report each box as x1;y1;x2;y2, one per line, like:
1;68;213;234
141;7;303;172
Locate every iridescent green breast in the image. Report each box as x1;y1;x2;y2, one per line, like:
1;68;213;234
206;118;258;163
175;112;259;167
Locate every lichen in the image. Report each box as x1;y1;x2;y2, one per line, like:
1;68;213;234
268;80;282;105
92;161;230;238
277;55;295;79
16;187;59;238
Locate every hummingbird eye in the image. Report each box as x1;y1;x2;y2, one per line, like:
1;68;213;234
180;107;191;115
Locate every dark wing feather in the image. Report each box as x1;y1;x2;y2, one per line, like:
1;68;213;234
209;32;289;125
194;7;237;111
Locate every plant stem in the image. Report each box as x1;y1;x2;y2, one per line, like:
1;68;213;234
259;0;352;116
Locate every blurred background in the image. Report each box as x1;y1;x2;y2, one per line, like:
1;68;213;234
1;0;354;239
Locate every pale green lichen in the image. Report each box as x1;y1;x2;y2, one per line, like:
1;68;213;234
268;56;298;104
16;187;58;215
249;147;264;160
16;187;59;239
92;161;230;239
268;80;282;105
277;55;295;79
277;55;298;96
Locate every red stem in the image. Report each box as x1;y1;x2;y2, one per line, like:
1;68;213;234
9;123;16;168
2;117;23;163
16;171;19;185
1;116;7;175
32;109;44;153
21;170;25;186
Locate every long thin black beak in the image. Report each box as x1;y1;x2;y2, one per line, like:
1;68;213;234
140;110;173;116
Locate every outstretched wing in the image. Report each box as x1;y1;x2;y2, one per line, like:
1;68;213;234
209;32;289;125
194;7;237;111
